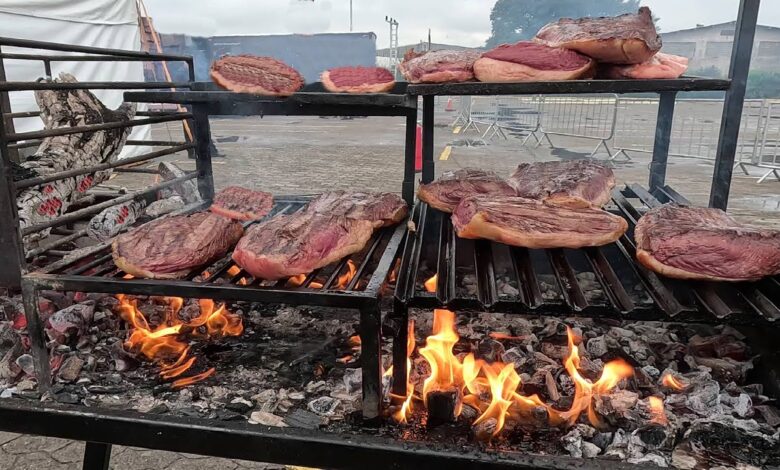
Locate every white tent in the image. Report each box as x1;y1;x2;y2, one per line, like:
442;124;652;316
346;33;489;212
0;0;151;155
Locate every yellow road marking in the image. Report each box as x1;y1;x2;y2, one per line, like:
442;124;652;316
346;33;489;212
439;145;452;161
452;126;461;134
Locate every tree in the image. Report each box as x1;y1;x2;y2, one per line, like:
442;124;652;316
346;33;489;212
486;0;642;48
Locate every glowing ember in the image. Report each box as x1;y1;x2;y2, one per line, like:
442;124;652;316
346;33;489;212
662;372;687;391
286;274;325;289
227;266;241;276
336;260;358;289
648;396;668;425
388;259;401;284
489;332;528;341
424;274;438;293
337;355;354;364
392;320;416;424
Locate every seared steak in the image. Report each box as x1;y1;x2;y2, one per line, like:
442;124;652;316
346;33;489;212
452;196;628;249
509;160;615;208
210;186;274;221
321;66;395;93
399;49;481;84
474;41;595;82
112;212;243;279
635;205;780;282
210;55;304;97
535;7;661;64
232;192;408;280
418;168;516;213
600;52;688;79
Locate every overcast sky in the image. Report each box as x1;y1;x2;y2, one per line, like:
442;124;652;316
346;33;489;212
145;0;780;48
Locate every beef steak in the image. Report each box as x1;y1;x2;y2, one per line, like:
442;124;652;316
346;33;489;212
321;66;395;93
112;212;243;279
399;49;481;84
452;196;628;249
210;186;274;221
600;52;689;79
210;55;304;96
535;7;661;64
418;168;516;213
474;42;594;82
509;160;615;208
635;205;780;282
303;191;408;226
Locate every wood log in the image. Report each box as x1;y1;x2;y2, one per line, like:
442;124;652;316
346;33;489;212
86;200;147;242
158;162;201;204
426;387;462;427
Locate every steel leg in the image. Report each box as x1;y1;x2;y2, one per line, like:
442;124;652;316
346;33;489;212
360;303;382;423
21;280;51;393
402;112;417;205
82;442;112;470
649;92;677;191
421;95;435;184
192;104;215;203
391;299;408;398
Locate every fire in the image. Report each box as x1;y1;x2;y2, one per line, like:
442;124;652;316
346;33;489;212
227;266;241;276
648;396;668;426
388;259;400;284
392;320;416;424
489;332;527;341
424;274;438;293
418;309;463;413
115;294;243;387
336;260;358;289
662;372;686;391
473;362;520;436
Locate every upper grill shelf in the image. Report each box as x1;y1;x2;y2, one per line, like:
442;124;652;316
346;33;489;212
394;184;780;327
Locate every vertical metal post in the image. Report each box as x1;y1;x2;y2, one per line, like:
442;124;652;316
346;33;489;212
82;442;112;470
648;92;677;191
421;95;435;184
402;111;417;205
360;302;382;422
0;45;20;164
349;0;353;32
710;0;760;210
192;104;215;202
391;299;408;397
21;280;52;392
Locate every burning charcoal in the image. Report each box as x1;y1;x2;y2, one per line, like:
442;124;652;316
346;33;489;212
46;301;95;345
544;370;560;402
16;378;36;392
537;319;567;339
0;321;16;348
592;431;613;451
426;388;462;426
249;410;288;427
15;354;35;376
308;396;340;417
532;351;558;368
593;390;639;426
342;367;362;396
581;442;601;458
642;365;661;379
226;397;254;414
540;342;567;360
561;424;597;458
720;392;753;418
288;391;305;401
460;404;479;421
586;336;608;358
285;409;325;429
54;392;80;404
604;428;630;459
694;356;753;383
87;385;127;394
627;454;668;467
499;282;520;297
476;338;505;362
4;349;26;380
688;334;749;361
630;423;675;453
501;347;527;369
753;405;780;428
472;417;498;442
305;380;329;394
56;355;83;383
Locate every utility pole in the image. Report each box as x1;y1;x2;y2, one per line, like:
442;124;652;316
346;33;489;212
350;0;353;31
385;16;399;77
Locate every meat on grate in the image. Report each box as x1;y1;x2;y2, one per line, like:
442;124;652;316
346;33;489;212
399;49;481;84
509;160;616;209
321;66;395;93
210;186;274;221
600;52;689;79
418;168;516;213
210;55;304;96
474;41;595;82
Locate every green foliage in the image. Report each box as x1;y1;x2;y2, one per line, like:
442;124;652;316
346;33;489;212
486;0;642;48
746;70;780;99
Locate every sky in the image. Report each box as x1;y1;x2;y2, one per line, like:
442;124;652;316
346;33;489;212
145;0;780;49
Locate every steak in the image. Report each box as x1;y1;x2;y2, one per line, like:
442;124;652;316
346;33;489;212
600;52;689;79
399;49;481;84
474;41;595;82
635;205;780;282
535;7;661;64
112;212;243;279
452;196;628;249
418;168;516;213
321;66;395;93
210;55;304;96
509;160;615;208
232;192;408;280
210;186;274;221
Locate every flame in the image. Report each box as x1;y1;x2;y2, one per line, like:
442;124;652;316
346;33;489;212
489;332;527;341
388;259;400;284
662;372;686;391
336;260;358;289
418;309;463;414
337;355;354;364
201;270;212;279
392;320;416;424
424;274;438;293
286;274;324;289
473;362;520;436
115;294;243;387
227;266;241;276
648;396;668;426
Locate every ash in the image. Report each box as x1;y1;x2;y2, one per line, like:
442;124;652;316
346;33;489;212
1;293;779;468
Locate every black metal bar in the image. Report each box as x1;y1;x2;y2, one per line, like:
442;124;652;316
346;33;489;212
21;280;52;392
43;59;52;79
510;248;543;309
115;168;159;174
82;442;111;470
421;95;435;183
649;92;677;191
659;185;692;205
474;240;498;309
402;112;417;205
0;45;19;164
347;234;384;291
0;81;191;92
583;248;635;313
21;172;197;236
396;204;428;303
26;229;88;258
8;140;41;150
0;37;194;61
323;258;350;290
546;249;589;312
15;143;194;190
360;302;382;422
436;214;456;305
710;0;761;209
126;140;188;146
0;52;187;63
2;110;40;119
391;299;409;397
67;254;114;276
192;104;215;202
7;113;192;143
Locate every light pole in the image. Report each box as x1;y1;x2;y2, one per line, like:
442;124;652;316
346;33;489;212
385;16;399;77
350;0;353;31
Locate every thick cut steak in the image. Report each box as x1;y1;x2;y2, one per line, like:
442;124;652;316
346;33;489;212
113;212;243;279
321;66;395;93
210;55;304;96
474;42;594;82
635;205;780;282
418;168;516;213
600;52;689;79
233;192;408;280
210;186;274;221
535;7;661;64
452;196;628;249
399;49;481;84
509;160;615;208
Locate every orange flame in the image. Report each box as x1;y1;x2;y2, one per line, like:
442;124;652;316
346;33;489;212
392;320;416;424
648;396;668;426
424;274;438;293
388;259;401;284
418;309;463;414
287;274;325;289
227;266;241;276
662;372;686;391
336;260;358;289
489;332;528;341
473;362;520;436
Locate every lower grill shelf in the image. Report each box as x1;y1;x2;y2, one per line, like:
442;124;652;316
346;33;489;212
394;183;780;327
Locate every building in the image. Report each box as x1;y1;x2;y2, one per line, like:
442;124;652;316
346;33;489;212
661;22;780;75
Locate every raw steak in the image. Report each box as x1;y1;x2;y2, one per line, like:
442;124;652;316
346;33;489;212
509;160;615;208
233;192;408;280
474;42;594;82
418;168;516;213
600;53;689;79
635;205;780;282
535;7;661;64
210;186;274;221
210;55;304;96
399;49;481;84
112;212;243;279
452;196;628;249
321;66;395;93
